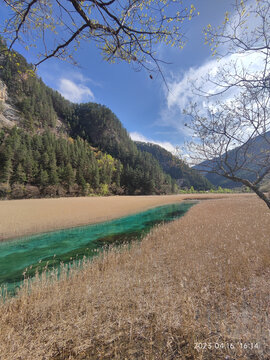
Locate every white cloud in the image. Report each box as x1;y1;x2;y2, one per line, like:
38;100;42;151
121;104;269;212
159;0;268;136
68;72;102;88
130;131;176;154
58;78;94;103
129;131;148;142
168;51;264;109
158;50;266;138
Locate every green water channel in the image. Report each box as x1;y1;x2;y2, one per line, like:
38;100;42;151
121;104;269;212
0;201;196;295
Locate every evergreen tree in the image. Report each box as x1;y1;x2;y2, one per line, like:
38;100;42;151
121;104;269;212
49;157;59;185
92;165;100;189
13;163;27;184
40;169;49;187
0;156;12;183
24;153;34;183
64;163;75;191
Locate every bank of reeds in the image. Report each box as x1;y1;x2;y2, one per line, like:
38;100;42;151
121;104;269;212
0;195;269;359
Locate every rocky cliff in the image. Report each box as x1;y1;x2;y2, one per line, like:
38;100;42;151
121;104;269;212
0;79;20;128
0;79;7;102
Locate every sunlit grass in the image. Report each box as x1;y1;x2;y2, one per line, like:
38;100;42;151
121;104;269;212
0;195;269;359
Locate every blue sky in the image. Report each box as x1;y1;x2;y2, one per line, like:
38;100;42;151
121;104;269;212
0;0;232;153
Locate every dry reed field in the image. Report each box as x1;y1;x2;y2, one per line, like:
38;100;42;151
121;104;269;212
0;193;244;241
0;195;269;359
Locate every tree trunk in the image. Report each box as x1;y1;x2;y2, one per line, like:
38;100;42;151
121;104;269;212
223;175;270;210
241;179;270;210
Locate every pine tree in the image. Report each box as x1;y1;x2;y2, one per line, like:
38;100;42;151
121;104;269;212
40;169;49;187
0;157;12;183
49;156;59;185
92;165;100;189
13;163;27;184
114;161;122;187
76;168;87;193
64;163;75;191
24;154;34;183
41;152;50;171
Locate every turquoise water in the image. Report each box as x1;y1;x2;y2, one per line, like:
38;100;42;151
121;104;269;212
0;202;195;294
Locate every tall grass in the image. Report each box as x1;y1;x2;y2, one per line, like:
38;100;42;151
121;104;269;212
0;195;269;359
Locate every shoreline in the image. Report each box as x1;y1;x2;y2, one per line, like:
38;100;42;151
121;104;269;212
0;193;254;241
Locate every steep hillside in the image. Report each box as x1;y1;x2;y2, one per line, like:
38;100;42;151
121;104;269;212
0;38;177;197
0;128;117;198
135;141;213;190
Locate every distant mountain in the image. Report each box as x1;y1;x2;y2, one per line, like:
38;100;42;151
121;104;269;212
135;141;213;190
194;132;270;188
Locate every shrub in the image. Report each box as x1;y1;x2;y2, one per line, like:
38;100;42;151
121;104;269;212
56;185;67;197
68;184;81;196
0;182;11;198
99;183;109;196
42;185;58;197
24;185;40;198
11;183;25;199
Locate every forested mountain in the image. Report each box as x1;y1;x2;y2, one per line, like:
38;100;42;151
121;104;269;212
0;38;180;198
65;103;178;194
135;142;213;191
0;128;117;198
194;132;270;189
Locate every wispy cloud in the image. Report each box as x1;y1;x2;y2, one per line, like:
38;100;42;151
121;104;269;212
159;50;265;137
158;0;266;138
58;78;94;103
130;131;176;154
68;72;102;88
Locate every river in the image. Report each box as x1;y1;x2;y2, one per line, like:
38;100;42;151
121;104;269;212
0;201;196;295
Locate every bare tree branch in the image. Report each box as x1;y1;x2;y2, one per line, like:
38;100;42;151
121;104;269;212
186;0;270;209
1;0;198;78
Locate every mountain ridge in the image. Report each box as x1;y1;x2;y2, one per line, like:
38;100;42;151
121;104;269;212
194;132;270;189
135;141;213;190
0;38;212;198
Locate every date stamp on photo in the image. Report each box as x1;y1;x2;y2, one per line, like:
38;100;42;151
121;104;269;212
194;342;259;351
